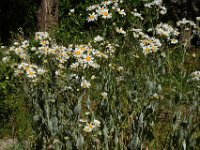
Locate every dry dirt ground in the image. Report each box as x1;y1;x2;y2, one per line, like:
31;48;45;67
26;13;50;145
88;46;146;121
0;139;16;150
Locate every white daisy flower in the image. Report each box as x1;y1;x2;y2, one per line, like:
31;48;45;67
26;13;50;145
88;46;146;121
87;12;98;22
101;9;112;19
94;35;104;42
101;0;112;6
116;27;126;35
81;78;91;88
91;75;96;80
37;68;46;75
83;123;94;132
171;38;178;44
101;92;108;99
117;8;126;16
69;8;75;13
93;119;101;127
142;45;151;55
26;69;36;78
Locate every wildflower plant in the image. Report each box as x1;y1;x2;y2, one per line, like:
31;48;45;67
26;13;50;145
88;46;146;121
3;0;200;149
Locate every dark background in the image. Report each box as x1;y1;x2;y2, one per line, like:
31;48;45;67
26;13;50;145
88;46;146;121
0;0;200;44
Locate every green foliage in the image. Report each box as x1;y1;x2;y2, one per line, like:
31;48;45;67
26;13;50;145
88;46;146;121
0;47;31;139
1;0;200;150
0;47;15;137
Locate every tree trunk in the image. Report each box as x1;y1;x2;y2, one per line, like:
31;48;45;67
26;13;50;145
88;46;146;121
181;27;192;49
37;0;59;32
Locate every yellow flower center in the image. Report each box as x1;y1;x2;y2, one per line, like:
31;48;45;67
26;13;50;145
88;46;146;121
148;39;152;44
60;53;64;56
152;46;157;52
75;50;81;55
103;12;109;16
80;47;85;51
44;48;48;52
171;39;177;43
100;8;104;10
88;124;93;129
42;41;46;45
145;47;150;53
142;40;147;46
89;15;95;19
29;71;34;76
85;55;91;61
87;48;92;54
17;48;21;53
24;67;30;71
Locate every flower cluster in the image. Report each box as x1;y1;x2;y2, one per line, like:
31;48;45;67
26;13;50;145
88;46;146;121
70;44;107;69
191;71;200;81
10;40;29;59
35;32;50;42
79;118;101;133
15;62;46;79
2;56;10;63
28;33;108;84
10;32;73;81
144;0;167;15
86;0;126;22
176;18;196;28
140;36;162;55
131;28;144;38
33;32;71;64
131;9;143;20
131;28;162;55
9;32;106;84
155;23;180;44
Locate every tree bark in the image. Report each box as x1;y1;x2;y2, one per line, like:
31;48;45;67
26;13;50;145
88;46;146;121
37;0;59;32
